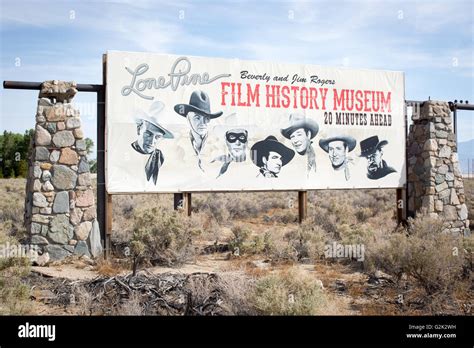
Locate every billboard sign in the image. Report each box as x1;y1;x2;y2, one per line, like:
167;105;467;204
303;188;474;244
106;51;405;193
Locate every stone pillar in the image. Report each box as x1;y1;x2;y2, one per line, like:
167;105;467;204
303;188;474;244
407;100;469;235
25;80;103;261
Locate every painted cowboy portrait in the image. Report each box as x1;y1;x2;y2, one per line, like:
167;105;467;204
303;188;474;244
131;101;174;185
251;135;295;178
211;128;248;178
281;113;319;174
359;135;396;180
319;135;357;181
174;90;223;171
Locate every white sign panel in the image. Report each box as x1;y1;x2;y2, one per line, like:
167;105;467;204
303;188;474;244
105;51;406;193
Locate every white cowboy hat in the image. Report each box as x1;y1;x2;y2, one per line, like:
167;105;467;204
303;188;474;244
281;113;319;139
135;101;174;139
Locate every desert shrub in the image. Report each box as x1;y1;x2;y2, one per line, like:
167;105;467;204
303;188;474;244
309;189;396;232
193;192;291;222
119;196;135;218
226;224;269;255
355;189;392;216
337;223;373;246
327;201;356;225
365;215;466;295
312;206;338;237
268;209;298;224
284;221;327;262
262;229;297;263
227;225;251;255
251;269;326;315
355;207;374;223
130;207;202;272
250;234;268;254
197;212;220;234
216;271;256;315
193;194;230;223
111;193;176;245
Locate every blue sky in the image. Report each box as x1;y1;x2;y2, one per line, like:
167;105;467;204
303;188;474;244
1;0;473;158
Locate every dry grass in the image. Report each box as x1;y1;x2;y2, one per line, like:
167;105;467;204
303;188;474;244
0;211;31;313
74;285;94;315
1;176;472;316
0;178;27;241
251;268;327;315
113;292;143;316
464;178;474;230
0;179;31;314
0;257;31;315
94;258;127;277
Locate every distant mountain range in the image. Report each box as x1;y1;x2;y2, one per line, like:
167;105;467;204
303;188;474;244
458;139;474;175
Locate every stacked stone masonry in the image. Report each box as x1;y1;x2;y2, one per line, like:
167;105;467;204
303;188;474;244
25;80;102;261
407;101;470;236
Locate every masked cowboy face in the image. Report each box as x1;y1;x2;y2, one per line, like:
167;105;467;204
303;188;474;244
226;131;247;160
367;149;383;173
137;120;164;154
187;111;210;137
289;128;311;155
263;151;282;175
328;140;347;168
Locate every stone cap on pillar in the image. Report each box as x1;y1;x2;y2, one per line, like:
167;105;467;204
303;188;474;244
415;101;451;121
39;80;77;103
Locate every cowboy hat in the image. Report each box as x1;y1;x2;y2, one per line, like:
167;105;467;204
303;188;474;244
174;90;223;119
135;101;174;139
359;135;388;157
319;135;356;152
280;113;319;139
251;135;295;168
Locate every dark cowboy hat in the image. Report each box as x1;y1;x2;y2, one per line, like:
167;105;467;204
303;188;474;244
174;90;223;119
251;135;295;168
281;113;319;139
319;135;356;153
359;135;388;157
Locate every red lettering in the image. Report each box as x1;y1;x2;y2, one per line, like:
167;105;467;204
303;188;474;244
333;89;345;111
291;86;299;108
319;88;328;110
221;82;230;106
381;91;391;112
281;86;290;108
237;83;246;106
355;90;363;111
300;87;308;109
346;90;354;111
364;90;371;112
248;84;260;107
308;88;318;110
